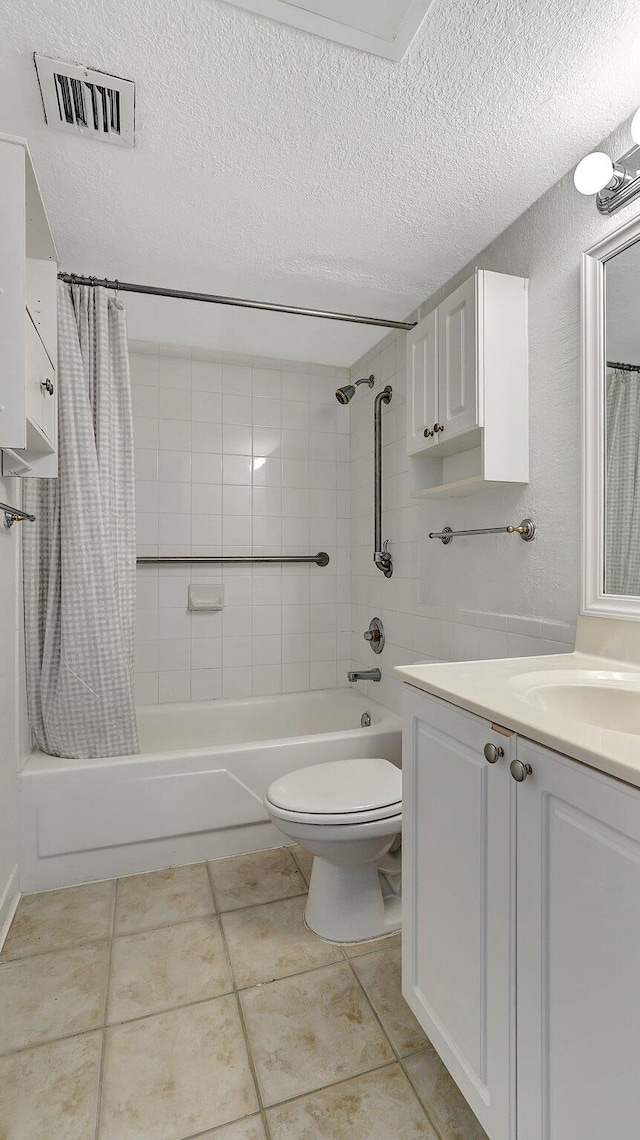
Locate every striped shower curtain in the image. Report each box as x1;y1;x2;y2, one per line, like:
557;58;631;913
22;282;139;758
605;367;640;596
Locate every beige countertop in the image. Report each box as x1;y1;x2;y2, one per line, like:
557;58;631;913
394;615;640;790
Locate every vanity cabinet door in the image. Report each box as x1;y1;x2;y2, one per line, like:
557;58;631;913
402;687;514;1140
406;308;438;454
437;273;479;441
516;738;640;1140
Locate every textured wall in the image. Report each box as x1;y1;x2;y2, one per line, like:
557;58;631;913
348;117;640;711
130;342;351;703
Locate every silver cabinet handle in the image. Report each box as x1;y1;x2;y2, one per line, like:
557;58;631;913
483;743;504;764
510;759;532;782
423;427;434;438
433;422;445;433
40;378;54;396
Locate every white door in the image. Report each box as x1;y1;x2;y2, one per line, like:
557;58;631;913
402;687;514;1140
406;308;438;454
437;273;479;441
516;739;640;1140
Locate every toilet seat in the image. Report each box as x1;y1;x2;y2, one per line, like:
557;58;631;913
265;757;402;826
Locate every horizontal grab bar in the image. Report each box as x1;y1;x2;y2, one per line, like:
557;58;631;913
137;552;330;566
428;519;536;545
1;502;36;530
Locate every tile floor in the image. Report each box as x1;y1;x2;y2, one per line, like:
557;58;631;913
0;845;488;1140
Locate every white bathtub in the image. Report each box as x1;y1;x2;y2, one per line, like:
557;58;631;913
20;689;401;892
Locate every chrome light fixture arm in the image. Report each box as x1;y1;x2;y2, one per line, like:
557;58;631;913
574;109;640;215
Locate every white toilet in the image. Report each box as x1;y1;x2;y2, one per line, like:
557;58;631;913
264;757;402;943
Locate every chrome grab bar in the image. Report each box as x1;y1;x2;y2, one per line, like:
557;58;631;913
1;502;36;530
137;552;330;566
428;519;536;545
373;385;393;577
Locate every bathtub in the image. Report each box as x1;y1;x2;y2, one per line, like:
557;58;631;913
20;689;401;892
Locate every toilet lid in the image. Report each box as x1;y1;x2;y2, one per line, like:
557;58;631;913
266;758;401;816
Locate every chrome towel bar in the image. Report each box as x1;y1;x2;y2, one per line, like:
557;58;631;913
137;552;330;566
429;519;536;545
1;502;36;530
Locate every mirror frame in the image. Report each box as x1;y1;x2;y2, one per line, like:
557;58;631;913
582;211;640;618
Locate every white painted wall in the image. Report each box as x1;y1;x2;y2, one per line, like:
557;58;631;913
348;117;640;712
130;341;351;703
0;475;28;937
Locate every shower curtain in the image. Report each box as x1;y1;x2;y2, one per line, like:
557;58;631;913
605;367;640;596
22;282;139;758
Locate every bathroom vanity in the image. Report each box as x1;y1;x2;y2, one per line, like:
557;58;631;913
397;621;640;1140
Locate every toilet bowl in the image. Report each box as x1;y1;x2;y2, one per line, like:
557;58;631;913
264;757;402;943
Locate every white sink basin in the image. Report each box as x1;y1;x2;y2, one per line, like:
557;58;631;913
507;670;640;735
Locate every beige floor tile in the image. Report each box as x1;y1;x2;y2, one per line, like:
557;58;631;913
209;847;306;912
267;1064;438;1139
1;880;114;960
403;1050;489;1140
99;994;258;1140
240;961;394;1106
341;929;401;958
288;843;314;883
115;863;214;934
221;895;343;988
0;1030;102;1139
108;916;233;1023
0;941;110;1055
351;944;429;1057
196;1116;267;1139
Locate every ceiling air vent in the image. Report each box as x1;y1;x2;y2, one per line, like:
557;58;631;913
34;55;135;147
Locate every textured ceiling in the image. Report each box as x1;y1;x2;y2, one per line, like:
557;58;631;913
3;0;640;363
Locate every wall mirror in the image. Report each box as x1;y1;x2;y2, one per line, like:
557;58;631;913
583;213;640;617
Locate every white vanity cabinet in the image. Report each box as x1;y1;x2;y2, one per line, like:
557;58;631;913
402;686;515;1140
515;737;640;1140
0;133;58;478
403;684;640;1140
406;269;528;497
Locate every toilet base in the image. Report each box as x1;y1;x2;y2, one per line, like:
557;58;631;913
305;856;402;942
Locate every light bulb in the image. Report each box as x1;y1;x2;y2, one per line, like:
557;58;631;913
631;107;640;146
574;152;615;195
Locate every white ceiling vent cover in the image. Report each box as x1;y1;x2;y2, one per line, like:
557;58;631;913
34;55;135;147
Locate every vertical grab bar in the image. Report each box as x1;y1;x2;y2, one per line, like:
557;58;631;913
373;385;393;577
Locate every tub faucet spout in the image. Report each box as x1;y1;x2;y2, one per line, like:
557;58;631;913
347;668;381;683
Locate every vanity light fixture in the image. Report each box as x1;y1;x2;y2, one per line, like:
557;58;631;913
574;108;640;214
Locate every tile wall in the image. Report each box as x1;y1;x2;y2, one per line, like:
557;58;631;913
348;330;576;713
130;343;351;703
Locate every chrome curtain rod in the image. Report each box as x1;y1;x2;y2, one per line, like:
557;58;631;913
58;273;416;332
607;360;640;373
136;552;330;567
429;519;536;545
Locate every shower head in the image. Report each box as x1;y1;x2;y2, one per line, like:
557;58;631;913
335;375;375;404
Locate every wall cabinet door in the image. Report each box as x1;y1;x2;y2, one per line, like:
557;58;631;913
25;315;55;444
406;308;438;454
437;273;479;441
516;738;640;1140
402;688;514;1140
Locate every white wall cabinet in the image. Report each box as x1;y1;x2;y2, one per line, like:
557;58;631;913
406;269;528;497
0;134;58;478
403;685;640;1140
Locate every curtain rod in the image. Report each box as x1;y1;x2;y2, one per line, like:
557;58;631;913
58;273;416;331
607;360;640;373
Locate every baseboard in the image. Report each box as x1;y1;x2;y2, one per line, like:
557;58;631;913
0;864;20;952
